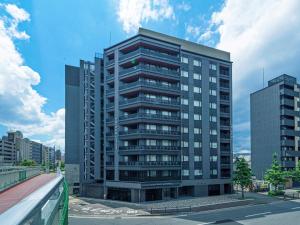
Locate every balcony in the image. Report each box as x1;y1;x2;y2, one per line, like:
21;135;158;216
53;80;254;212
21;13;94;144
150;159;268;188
119;145;180;152
119;113;180;124
280;89;297;97
281;108;299;117
281;98;295;107
119;161;181;167
119;96;180;110
220;95;230;104
119;48;180;64
119;80;180;95
281;139;295;146
106;59;115;67
282;160;296;168
284;150;300;157
119;64;180;80
119;129;180;139
281;119;295;126
281;129;300;136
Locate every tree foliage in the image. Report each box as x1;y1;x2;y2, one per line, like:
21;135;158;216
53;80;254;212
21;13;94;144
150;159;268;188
264;153;287;192
233;157;252;199
20;159;36;167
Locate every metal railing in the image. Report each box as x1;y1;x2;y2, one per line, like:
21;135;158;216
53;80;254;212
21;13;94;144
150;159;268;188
0;174;68;225
0;166;41;192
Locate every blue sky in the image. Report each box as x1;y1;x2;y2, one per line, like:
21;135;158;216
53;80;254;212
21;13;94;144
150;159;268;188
0;0;300;152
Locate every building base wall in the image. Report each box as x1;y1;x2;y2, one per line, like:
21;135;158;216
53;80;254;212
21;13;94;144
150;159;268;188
65;163;80;194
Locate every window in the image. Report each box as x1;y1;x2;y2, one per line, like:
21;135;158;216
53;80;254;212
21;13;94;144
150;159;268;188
181;98;188;105
124;126;128;132
210;90;217;96
211;169;218;175
162;111;171;116
194;155;202;162
146;124;156;130
182;155;189;162
193;73;201;80
146;139;156;146
194;114;201;120
146;155;157;161
210;63;217;70
210;142;218;148
194;128;201;134
146;109;157;115
181;127;189;133
210;103;217;109
194;170;202;176
162;140;171;146
210;155;218;162
194;142;201;148
145;93;156;99
148;170;157;177
181;70;188;77
182;170;189;176
162;96;171;101
181;57;188;64
162;155;170;161
209;77;217;83
181;113;189;119
124;141;128;147
194;100;201;107
181;84;189;91
181;141;189;147
162;170;169;177
124;156;128;162
162;125;171;131
194;87;201;93
193;59;201;67
210;129;217;135
210;116;217;122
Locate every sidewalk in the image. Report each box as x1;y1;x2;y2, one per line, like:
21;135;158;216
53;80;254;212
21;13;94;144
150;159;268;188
0;173;56;214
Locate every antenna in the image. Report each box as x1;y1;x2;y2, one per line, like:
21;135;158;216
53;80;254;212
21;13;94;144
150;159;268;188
262;68;265;88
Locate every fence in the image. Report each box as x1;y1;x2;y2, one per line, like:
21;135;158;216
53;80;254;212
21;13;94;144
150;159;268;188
0;174;68;225
0;166;41;192
284;191;300;200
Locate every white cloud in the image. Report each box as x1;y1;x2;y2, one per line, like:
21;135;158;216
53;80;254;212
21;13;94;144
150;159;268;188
0;4;65;149
186;24;200;37
188;0;300;151
117;0;175;33
177;2;191;11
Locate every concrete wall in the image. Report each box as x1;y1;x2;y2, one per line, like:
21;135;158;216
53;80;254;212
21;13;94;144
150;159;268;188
251;84;281;179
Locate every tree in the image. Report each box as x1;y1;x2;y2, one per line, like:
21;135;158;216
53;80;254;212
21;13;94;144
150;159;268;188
20;159;36;167
290;163;300;182
233;157;252;199
264;153;287;193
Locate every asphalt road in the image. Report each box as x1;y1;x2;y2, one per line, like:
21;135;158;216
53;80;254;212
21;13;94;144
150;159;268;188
69;199;300;225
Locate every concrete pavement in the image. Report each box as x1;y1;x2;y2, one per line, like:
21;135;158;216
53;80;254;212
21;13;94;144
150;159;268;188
69;199;300;225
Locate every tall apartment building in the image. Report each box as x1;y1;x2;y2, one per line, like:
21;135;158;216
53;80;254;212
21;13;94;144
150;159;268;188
251;74;300;179
65;28;232;201
42;146;55;168
0;137;16;166
31;141;42;164
65;57;104;195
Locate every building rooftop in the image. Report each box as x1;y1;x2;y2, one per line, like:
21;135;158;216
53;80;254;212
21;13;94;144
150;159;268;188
268;74;296;87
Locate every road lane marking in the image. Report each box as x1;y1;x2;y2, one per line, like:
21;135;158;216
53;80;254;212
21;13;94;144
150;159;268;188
291;206;300;210
245;211;271;218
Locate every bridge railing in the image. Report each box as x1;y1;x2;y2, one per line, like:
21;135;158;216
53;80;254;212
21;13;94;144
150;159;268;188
0;166;41;192
0;174;68;225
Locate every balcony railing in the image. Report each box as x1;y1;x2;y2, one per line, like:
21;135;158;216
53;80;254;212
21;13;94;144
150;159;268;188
118;161;181;166
119;113;180;122
119;129;181;136
119;64;180;78
119;96;180;107
119;145;181;151
119;80;180;92
119;48;180;62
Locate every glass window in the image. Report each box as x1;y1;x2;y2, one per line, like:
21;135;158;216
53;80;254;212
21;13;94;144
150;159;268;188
181;98;188;105
162;125;171;131
210;142;218;148
124;141;128;147
181;84;189;91
181;70;188;77
181;141;189;147
194;114;201;120
193;73;201;80
182;170;189;176
194;100;201;107
194;142;201;148
162;111;171;116
210;116;217;122
209;77;217;83
210;103;217;109
181;127;188;133
194;169;202;176
146;139;156;146
181;113;189;119
146;124;156;130
210;90;217;96
193;59;201;67
210;63;217;70
194;155;202;162
162;140;171;146
194;128;201;134
181;57;188;64
211;169;218;175
182;155;189;161
194;87;201;93
210;129;217;135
